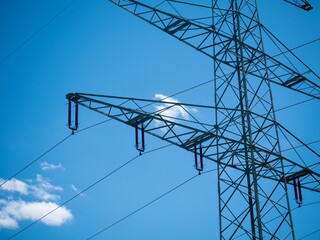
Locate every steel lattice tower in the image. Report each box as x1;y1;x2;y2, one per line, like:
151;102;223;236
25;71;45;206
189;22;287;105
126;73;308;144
67;0;320;239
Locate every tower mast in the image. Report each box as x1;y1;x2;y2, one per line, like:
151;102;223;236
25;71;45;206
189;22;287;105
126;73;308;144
67;1;319;239
212;0;293;238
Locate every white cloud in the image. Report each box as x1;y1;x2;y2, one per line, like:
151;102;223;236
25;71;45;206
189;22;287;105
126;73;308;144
0;212;18;229
0;200;72;229
0;178;29;195
40;161;64;171
0;175;72;230
154;93;197;120
154;94;198;132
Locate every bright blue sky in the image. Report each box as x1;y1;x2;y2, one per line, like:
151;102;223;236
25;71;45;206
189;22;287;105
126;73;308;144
0;0;319;239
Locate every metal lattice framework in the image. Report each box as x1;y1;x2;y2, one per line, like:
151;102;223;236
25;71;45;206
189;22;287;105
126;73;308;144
67;0;319;239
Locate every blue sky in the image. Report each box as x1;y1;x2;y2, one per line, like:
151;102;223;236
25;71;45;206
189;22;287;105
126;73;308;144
0;0;319;239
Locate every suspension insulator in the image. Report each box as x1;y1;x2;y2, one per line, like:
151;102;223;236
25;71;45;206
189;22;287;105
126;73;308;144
135;124;145;154
68;100;79;133
293;178;303;207
194;144;204;174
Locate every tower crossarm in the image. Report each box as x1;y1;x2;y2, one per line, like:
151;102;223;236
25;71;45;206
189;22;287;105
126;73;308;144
108;0;320;100
281;157;320;192
283;0;313;11
66;92;320;193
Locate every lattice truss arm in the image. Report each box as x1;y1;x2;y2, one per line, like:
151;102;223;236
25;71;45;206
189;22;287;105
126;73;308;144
283;0;313;10
66;93;320;192
108;0;320;100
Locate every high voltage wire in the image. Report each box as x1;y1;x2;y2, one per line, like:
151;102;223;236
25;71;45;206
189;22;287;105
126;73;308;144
273;37;320;58
0;134;73;188
6;144;172;240
0;0;79;66
298;228;320;240
86;178;320;239
233;200;320;239
282;139;320;152
0;119;111;189
274;97;315;112
86;169;217;240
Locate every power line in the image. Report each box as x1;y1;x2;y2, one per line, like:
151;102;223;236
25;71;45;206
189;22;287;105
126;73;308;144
7;154;139;240
0;0;78;66
77;119;112;133
287;201;320;240
0;133;72;188
273;37;320;58
0;119;114;189
274;97;315;113
282;139;320;152
86;168;217;240
234;199;320;239
6;144;172;240
298;228;320;240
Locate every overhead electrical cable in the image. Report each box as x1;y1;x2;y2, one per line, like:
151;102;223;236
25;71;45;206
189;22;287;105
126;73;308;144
6;144;172;240
234;199;320;239
262;25;320;79
0;119;113;189
0;0;79;66
297;228;320;240
0;133;72;188
273;37;320;58
274;97;315;112
282;139;320;152
86;168;217;240
77;119;112;133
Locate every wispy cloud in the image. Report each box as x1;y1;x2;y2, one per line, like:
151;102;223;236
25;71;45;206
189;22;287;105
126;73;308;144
40;161;64;171
71;184;78;192
29;174;62;201
1;175;62;201
71;184;84;196
0;200;72;229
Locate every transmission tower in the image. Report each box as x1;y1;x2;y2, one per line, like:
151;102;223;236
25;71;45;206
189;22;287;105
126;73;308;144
66;0;320;239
